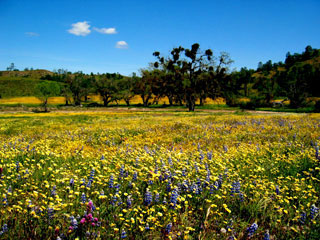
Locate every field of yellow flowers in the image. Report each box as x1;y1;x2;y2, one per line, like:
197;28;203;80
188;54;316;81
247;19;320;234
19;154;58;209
0;111;319;239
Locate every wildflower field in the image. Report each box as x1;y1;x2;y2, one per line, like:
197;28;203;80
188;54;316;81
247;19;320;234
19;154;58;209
0;111;319;239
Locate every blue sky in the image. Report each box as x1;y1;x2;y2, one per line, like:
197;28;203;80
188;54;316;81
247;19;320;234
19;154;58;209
1;0;320;75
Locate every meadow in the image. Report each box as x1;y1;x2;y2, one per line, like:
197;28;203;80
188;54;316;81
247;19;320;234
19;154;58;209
0;111;319;239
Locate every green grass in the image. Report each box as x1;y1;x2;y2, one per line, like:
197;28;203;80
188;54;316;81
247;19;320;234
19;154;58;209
256;106;315;113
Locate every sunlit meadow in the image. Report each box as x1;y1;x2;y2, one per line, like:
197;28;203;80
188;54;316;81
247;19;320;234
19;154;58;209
0;111;319;239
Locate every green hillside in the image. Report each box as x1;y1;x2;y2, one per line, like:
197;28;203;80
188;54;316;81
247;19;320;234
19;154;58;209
0;70;59;98
0;76;42;97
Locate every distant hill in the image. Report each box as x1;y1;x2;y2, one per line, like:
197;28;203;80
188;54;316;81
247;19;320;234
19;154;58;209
0;70;58;98
0;69;53;79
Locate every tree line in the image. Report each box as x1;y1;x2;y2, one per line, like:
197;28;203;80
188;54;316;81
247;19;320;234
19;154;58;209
35;44;320;111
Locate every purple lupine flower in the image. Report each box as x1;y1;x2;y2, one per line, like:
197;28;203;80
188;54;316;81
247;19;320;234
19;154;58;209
126;196;132;208
121;229;127;238
119;165;125;179
165;223;172;234
87;169;95;187
118;197;123;206
223;145;228;153
310;204;319;219
163;197;167;204
69;216;78;230
182;168;186;177
299;211;306;224
145;223;150;230
51;186;57;197
276;185;280;195
144;189;152;206
69;178;74;187
16;161;20;173
155;193;160;203
0;224;8;236
109;175;114;188
170;188;179;209
132;171;137;181
48;207;54;219
231;181;241;197
264;230;270;240
247;222;258;237
81;193;86;203
166;180;172;192
315;146;320;161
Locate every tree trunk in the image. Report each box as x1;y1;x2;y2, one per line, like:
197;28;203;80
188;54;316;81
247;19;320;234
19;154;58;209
125;99;130;106
44;99;48;112
74;94;81;105
244;82;248;97
199;96;204;106
103;96;109;107
187;95;195;111
168;95;173;106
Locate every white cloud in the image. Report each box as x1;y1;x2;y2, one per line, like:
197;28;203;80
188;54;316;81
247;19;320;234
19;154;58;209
68;21;91;36
116;41;128;49
25;32;39;37
93;27;117;34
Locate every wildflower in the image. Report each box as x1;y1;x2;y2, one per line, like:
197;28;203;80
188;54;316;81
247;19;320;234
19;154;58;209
310;204;319;219
87;168;95;187
132;171;137;181
264;230;270;240
247;222;258;237
299;212;306;224
165;223;172;234
81;193;86;203
223;145;228;152
155;193;160;203
145;223;150;230
16;161;20;173
182;168;186;177
231;181;240;196
87;200;94;213
70;216;78;229
119;165;125;179
121;229;127;238
0;224;8;235
51;186;57;197
170;188;179;209
48;207;54;219
127;196;132;208
276;185;280;195
69;178;74;187
109;175;114;188
2;194;7;206
144;189;152;206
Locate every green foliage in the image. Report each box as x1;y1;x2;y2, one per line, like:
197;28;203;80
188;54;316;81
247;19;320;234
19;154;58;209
94;73;123;106
35;81;60;111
